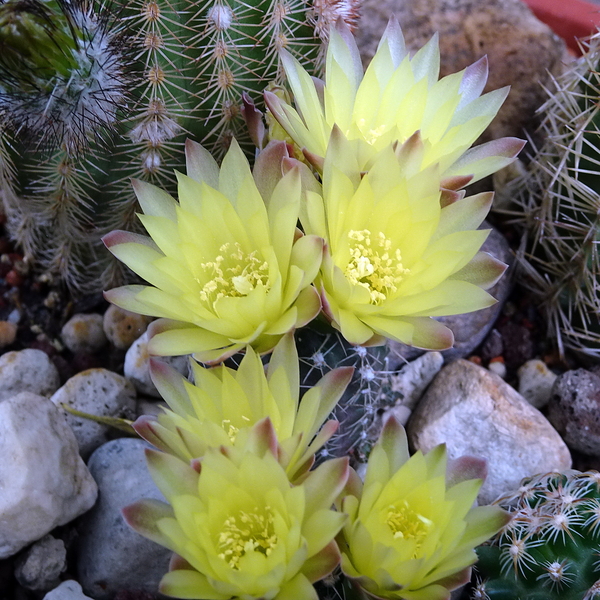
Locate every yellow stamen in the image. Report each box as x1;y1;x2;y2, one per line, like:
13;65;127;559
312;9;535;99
386;501;433;558
345;230;409;304
217;507;278;569
198;242;270;307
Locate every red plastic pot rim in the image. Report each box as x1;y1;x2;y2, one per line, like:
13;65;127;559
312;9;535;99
523;0;600;53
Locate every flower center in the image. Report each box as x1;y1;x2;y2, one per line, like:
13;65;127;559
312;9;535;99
217;507;278;569
198;242;270;307
345;230;409;305
355;119;387;145
221;415;250;442
386;501;433;557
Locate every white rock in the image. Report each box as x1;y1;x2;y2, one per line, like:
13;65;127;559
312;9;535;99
0;349;60;402
518;359;557;409
387;352;444;424
124;331;189;397
77;438;172;599
103;305;153;350
43;580;93;600
14;535;66;591
488;359;507;379
0;392;97;559
51;369;136;459
61;313;107;354
407;359;571;504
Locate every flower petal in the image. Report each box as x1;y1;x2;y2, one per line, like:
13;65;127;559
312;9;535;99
160;569;230;600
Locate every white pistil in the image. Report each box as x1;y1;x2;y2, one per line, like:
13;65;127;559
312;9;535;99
345;229;409;305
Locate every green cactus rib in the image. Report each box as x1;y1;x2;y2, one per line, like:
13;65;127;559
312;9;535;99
295;323;398;461
0;0;350;293
505;32;600;360
472;471;600;600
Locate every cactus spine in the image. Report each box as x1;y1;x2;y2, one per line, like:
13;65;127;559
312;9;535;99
505;32;600;360
472;471;600;600
0;0;356;293
295;323;397;462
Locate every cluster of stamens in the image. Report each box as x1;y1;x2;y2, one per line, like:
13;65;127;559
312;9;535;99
217;507;278;569
385;500;433;558
199;242;270;306
220;415;250;442
345;230;409;305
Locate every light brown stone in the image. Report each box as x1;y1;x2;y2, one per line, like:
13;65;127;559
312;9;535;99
407;359;571;504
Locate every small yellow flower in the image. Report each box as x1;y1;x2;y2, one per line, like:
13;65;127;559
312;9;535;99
339;417;511;600
135;332;353;480
266;18;524;183
103;139;323;364
123;425;349;600
299;130;507;349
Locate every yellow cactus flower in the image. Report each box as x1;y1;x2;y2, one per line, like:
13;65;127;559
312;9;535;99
134;332;353;480
123;423;349;600
297;129;507;349
339;417;511;600
103;139;323;364
266;18;524;184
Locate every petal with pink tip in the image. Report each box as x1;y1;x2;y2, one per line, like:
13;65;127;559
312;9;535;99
122;499;174;547
241;92;266;149
449;252;508;290
184;139;219;188
301;540;341;583
445;136;525;183
252;140;289;202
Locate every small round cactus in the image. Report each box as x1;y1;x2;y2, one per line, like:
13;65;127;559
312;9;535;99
295;324;398;461
472;470;600;600
506;32;600;360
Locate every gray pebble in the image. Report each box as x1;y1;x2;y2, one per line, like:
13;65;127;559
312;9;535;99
77;438;171;600
14;535;66;591
124;332;188;398
103;305;153;350
517;359;557;409
61;313;107;354
547;369;600;456
51;369;136;459
43;580;93;600
0;349;60;402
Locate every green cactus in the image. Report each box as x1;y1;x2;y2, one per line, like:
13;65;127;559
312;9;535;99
295;322;398;462
471;471;600;600
504;31;600;361
0;0;357;293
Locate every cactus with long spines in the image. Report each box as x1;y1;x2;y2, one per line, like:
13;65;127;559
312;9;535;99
505;32;600;360
0;0;356;293
471;471;600;600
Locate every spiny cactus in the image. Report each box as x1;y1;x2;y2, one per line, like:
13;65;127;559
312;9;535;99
295;323;399;462
0;0;357;294
471;470;600;600
504;31;600;360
